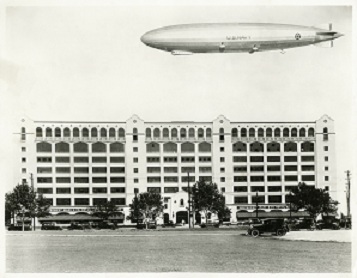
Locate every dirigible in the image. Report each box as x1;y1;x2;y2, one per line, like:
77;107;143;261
141;23;343;54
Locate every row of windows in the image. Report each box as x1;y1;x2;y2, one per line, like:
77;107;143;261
233;175;315;182
234;195;284;204
37;167;125;174
147;176;212;183
37;156;125;163
37;187;126;194
53;198;126;206
37;142;124;153
146;127;212;139
233;165;315;172
36;127;125;138
234;186;299;193
231;127;315;138
233;156;315;163
232;142;314;152
147;167;212;173
37;177;125;183
146;142;211;153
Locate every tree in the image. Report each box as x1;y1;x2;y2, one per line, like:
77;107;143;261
290;182;339;223
5;192;19;225
91;200;120;221
192;180;227;224
128;192;164;229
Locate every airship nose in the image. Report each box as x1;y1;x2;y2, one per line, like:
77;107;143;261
140;33;154;45
335;32;344;38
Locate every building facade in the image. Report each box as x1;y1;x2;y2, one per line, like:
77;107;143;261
13;114;336;225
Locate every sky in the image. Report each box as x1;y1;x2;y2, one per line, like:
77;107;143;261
1;4;353;212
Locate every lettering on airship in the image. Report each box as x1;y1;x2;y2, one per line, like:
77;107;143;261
295;33;302;40
226;36;251;40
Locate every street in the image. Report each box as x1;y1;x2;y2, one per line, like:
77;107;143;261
6;229;351;273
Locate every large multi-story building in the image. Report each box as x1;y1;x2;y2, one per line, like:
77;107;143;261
13;114;336;225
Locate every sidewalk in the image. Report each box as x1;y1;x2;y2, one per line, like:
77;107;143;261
279;229;352;243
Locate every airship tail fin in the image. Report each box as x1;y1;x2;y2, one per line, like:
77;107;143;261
314;41;334;48
313;23;333;30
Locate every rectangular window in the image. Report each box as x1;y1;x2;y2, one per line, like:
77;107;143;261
75;198;90;206
302;175;315;181
324;146;328;151
56;187;71;194
133;158;138;163
147;177;161;183
56;198;71;206
37;177;53;183
164;167;178;173
267;165;280;172
110;187;125;193
268;195;282;203
164;157;178;163
182;176;195;182
92;167;107;173
250;166;264;172
301;156;315;162
267;176;281;182
110;157;125;163
74;167;89;174
147;157;160;163
74;157;89;163
111;198;126;205
199;167;211;173
220;157;225;162
22;147;26;152
284;165;297;172
234;166;247;172
325;166;329;171
110;167;125;173
74;188;89;194
110;177;125;183
234;186;247;192
134;168;138;173
250;176;265;182
268;186;282;192
133;147;138;152
164;177;178;183
284;156;297;162
234;176;247;182
221;187;225;193
74;177;89;183
220;147;224;152
22;157;26;163
164;187;179;193
182;157;195;163
92;177;107;183
147;167;161;173
37;188;53;194
92;198;107;206
56;167;71;174
220;167;225;173
252;196;265;203
233;156;247;162
182;167;195;173
325;176;329;181
199;176;212;182
267;156;280;162
199;156;211;162
134;178;139;183
234;197;248;204
56;157;70;163
324;156;328;162
250;156;264;163
37;157;52;163
301;165;315;171
285;186;297;192
251;186;265;192
56;177;71;183
22;168;26;174
147;187;161;193
92;157;107;163
325;186;329;191
284;176;298;182
220;177;225;182
323;134;328;141
37;167;52;174
92;187;108;194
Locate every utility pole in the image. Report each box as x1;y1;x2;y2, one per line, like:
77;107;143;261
30;173;36;231
134;188;139;227
187;172;191;229
346;171;351;218
255;191;259;219
289;191;292;222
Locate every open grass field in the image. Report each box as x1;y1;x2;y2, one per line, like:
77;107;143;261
6;229;351;273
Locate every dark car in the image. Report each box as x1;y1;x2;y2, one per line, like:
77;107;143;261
316;221;340;230
291;218;316;231
41;223;62;230
247;218;288;237
340;218;352;229
93;222;116;230
162;220;176;228
8;224;31;231
67;223;85;230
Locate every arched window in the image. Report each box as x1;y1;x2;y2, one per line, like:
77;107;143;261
82;128;89;137
219;128;224;134
46;127;52;137
100;128;107;138
36;127;43;137
266;128;272;137
274;128;280;137
109;128;115;138
153;128;160;138
163;142;177;153
189;128;195;138
283;128;289;137
74;142;88;153
308;128;315;137
181;142;194;153
258;128;264;137
63;128;70;137
232;142;246;152
180;128;186;138
73;128;80;137
231;128;238;138
206;128;212;138
198;128;204;138
55;128;61;138
180;199;184;206
267;142;280;152
301;142;314;152
249;128;255;138
171;128;178;138
299;128;306;137
291;128;297;137
241;128;247;137
163;128;169;138
198;142;211;152
250;142;264;152
37;142;52;153
146;142;159;153
133;128;138;134
92;142;106;153
55;142;69;153
146;128;151;138
323;127;328;133
110;142;124;153
118;128;125;138
284;142;297;152
91;128;98;138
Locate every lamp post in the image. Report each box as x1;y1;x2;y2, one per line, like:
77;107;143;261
255;191;259;219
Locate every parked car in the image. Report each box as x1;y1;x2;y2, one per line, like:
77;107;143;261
316;220;340;230
162;220;176;228
41;223;62;230
8;224;31;231
67;222;85;230
290;218;315;231
147;220;157;229
247;218;288;237
339;218;352;229
92;222;116;230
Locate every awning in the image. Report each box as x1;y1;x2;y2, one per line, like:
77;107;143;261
236;211;310;219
